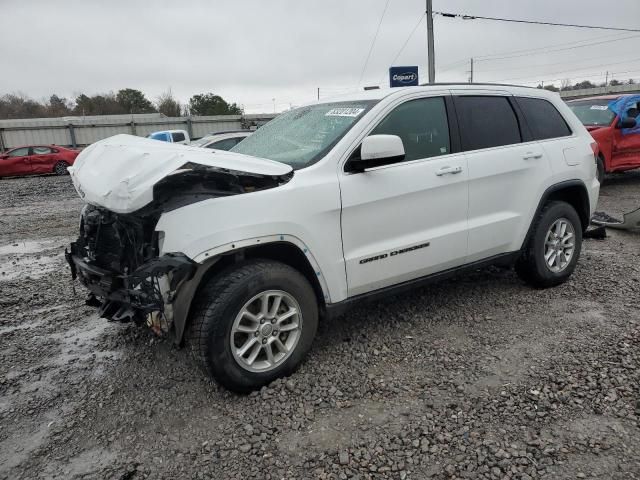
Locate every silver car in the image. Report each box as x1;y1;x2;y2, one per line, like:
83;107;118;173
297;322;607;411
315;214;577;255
190;130;252;150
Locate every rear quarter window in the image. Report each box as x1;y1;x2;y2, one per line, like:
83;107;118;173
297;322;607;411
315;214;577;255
517;97;572;140
455;96;522;151
172;132;186;142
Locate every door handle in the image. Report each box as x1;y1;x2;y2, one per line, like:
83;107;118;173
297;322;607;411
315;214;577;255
435;165;463;176
523;152;543;160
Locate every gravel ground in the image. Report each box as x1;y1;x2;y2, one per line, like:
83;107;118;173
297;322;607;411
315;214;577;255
0;172;639;480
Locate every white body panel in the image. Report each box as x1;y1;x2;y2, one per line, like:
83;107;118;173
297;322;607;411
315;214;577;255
74;85;600;305
339;152;469;296
156;164;348;302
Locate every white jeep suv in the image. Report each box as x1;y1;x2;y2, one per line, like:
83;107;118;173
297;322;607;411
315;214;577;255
66;84;599;392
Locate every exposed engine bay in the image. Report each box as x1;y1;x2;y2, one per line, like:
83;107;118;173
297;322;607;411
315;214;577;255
66;203;196;330
66;136;294;336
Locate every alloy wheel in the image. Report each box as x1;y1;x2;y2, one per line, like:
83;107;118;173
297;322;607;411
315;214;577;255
230;290;303;373
543;218;576;273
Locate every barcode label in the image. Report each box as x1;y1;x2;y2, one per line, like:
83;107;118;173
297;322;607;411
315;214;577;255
325;108;365;117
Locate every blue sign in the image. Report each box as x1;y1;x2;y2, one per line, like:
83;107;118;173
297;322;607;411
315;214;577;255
389;66;419;88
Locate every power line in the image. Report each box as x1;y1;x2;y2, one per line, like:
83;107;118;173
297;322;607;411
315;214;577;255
475;33;637;61
476;34;640;63
477;51;640;73
496;67;640;86
388;13;426;69
434;11;640;33
437;33;639;73
375;12;426;86
358;0;392;86
495;57;640;83
438;59;470;72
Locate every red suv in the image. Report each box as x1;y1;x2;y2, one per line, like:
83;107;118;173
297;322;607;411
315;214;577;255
567;94;640;183
0;145;80;178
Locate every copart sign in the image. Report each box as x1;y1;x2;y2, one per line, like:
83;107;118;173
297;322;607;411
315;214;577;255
389;66;419;88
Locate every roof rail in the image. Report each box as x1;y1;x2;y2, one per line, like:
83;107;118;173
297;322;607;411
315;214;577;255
418;82;538;89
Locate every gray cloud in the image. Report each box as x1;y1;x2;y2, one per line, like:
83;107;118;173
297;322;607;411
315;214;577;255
1;0;639;112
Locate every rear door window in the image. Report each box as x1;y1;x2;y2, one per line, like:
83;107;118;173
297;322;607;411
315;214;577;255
370;97;450;161
33;147;53;155
517;97;572;140
455;96;522;151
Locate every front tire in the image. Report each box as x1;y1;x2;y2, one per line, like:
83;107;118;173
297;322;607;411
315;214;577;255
515;201;583;288
187;259;318;393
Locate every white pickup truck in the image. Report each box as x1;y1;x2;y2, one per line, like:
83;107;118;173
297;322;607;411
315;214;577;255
66;83;599;392
146;129;190;145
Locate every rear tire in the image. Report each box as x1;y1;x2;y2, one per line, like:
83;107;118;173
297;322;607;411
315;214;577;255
515;201;582;288
596;156;605;185
53;161;69;176
187;259;318;393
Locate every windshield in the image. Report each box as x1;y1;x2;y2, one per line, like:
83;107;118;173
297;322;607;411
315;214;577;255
568;99;616;127
231;101;376;169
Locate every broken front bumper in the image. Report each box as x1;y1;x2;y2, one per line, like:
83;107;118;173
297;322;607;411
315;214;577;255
65;242;196;319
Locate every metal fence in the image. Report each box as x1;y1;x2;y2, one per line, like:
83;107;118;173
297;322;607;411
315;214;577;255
0;113;277;151
559;83;640;100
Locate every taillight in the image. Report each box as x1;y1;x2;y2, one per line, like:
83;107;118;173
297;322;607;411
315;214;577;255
590;141;599;160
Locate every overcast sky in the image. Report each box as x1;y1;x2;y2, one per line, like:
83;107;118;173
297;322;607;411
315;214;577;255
2;0;640;112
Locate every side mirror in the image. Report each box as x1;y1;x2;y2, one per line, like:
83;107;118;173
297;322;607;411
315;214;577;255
617;117;637;129
0;154;7;160
346;134;405;172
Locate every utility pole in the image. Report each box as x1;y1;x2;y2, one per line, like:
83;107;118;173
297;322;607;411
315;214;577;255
426;0;435;83
317;87;320;101
605;71;609;86
469;58;474;83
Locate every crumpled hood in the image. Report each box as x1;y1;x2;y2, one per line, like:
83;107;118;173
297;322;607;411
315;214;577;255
69;134;292;214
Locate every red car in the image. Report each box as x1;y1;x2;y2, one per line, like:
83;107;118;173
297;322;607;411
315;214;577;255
0;145;80;178
567;94;640;183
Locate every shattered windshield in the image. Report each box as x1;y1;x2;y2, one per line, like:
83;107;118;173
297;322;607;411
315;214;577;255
231;101;376;169
568;99;616;127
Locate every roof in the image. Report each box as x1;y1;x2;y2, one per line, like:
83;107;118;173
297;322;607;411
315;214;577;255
150;129;188;134
207;130;253;136
193;131;252;145
6;144;72;150
313;83;554;104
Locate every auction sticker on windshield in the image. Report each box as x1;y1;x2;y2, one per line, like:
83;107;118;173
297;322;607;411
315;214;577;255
590;105;609;110
325;107;365;117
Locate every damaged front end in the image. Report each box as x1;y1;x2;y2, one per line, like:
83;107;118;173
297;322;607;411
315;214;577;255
66;205;196;332
65;135;294;337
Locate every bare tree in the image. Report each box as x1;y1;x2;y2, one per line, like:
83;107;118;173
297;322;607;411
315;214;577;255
0;93;47;119
156;88;182;117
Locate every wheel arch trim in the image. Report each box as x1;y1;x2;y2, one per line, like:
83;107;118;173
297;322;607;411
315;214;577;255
193;235;330;299
172;235;330;344
521;179;590;251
